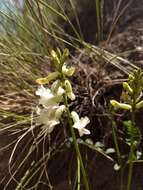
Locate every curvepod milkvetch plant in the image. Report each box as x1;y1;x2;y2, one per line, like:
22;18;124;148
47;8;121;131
36;49;90;136
36;48;90;190
110;70;143;190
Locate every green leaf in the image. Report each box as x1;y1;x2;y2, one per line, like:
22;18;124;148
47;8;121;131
123;120;141;147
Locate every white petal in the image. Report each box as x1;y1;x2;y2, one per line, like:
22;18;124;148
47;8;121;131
36;85;46;96
36;86;53;99
42;89;53;99
72;114;90;137
39;110;51;125
71;111;80;123
38;88;58;107
72;122;81;130
49;120;60;128
42;120;59;133
82;128;91;135
39;97;57;107
38;106;57;124
79;128;90;137
56;86;65;96
80;117;90;128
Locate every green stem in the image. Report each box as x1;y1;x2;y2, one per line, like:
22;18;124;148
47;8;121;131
95;0;102;43
63;95;89;190
127;104;135;190
77;157;81;190
112;121;121;164
111;120;124;190
126;152;133;190
120;167;124;190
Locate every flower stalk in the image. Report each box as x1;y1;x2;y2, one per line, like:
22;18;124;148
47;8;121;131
126;95;136;190
36;49;90;190
110;70;143;190
63;94;89;190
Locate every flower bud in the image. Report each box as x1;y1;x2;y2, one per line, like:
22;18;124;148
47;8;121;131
57;48;62;57
64;80;75;100
51;50;57;59
62;64;75;76
51;50;60;65
45;72;60;83
128;74;135;81
67;92;76;100
123;82;133;94
65;80;72;93
63;48;69;58
135;100;143;109
110;100;132;110
36;72;59;84
36;77;48;85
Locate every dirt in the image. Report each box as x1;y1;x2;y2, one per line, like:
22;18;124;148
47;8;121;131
0;0;143;189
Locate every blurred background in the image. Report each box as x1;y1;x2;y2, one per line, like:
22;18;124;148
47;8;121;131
0;0;24;10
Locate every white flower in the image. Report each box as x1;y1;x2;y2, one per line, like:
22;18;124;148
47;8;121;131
36;106;59;133
71;111;90;137
36;105;65;134
36;85;64;107
36;83;66;134
36;85;54;106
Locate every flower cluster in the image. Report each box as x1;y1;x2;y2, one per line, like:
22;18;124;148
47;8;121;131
36;83;65;133
110;70;143;111
36;49;90;136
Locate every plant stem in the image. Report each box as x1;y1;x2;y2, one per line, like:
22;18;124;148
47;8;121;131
95;0;103;43
111;120;124;190
111;114;124;190
126;103;135;190
120;167;124;190
126;152;133;190
126;146;134;190
63;95;89;190
111;121;121;164
77;157;81;190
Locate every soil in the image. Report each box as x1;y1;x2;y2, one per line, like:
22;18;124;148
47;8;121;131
0;0;143;190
